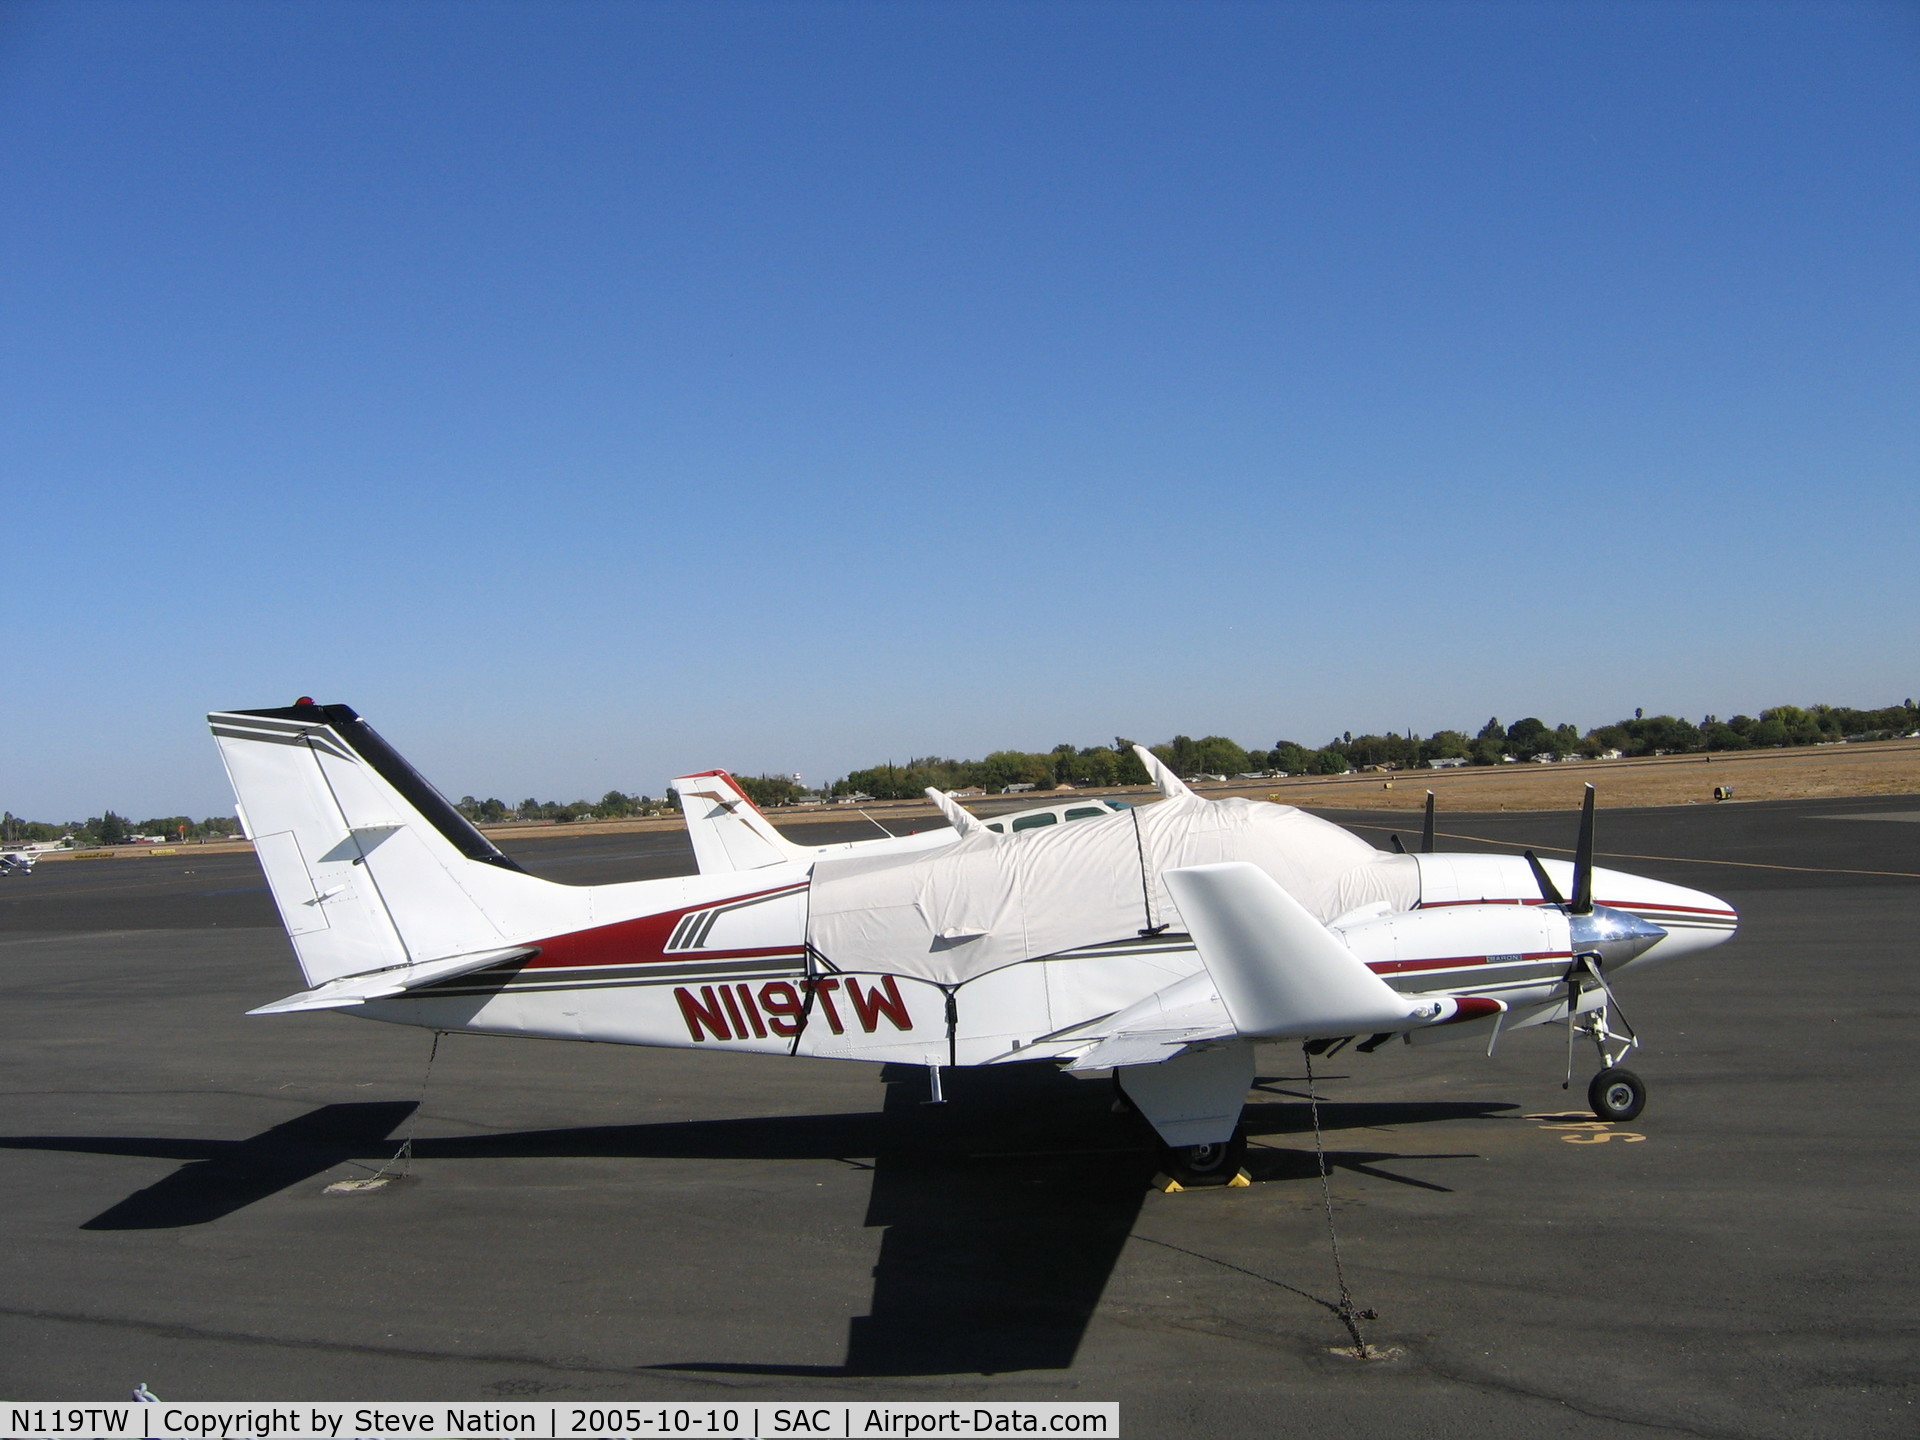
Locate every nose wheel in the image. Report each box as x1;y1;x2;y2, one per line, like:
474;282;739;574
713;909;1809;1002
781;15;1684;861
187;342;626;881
1588;1066;1647;1122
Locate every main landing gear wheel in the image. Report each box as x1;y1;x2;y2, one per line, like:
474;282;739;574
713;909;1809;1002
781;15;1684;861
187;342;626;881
1588;1067;1647;1123
1159;1128;1248;1187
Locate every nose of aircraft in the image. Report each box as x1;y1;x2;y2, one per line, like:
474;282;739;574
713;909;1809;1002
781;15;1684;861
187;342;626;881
1615;877;1739;968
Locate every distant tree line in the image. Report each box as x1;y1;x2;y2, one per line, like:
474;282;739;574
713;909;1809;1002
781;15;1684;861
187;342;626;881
729;774;810;807
832;743;1154;800
449;775;806;820
1311;700;1919;773
453;791;672;824
823;698;1919;796
1;810;243;846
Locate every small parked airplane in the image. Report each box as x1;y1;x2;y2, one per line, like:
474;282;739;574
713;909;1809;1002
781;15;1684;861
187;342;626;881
212;702;1736;1184
0;851;36;876
669;770;960;871
669;769;1134;873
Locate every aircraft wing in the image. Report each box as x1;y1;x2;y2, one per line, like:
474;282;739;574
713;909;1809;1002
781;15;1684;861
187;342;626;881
1057;860;1511;1071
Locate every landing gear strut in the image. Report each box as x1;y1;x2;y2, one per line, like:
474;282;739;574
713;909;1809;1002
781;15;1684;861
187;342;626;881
1565;956;1646;1120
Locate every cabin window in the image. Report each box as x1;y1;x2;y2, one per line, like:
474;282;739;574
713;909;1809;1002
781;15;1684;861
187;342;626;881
1065;806;1105;821
1010;812;1058;832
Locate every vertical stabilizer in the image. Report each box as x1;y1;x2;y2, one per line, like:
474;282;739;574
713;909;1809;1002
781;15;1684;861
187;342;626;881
670;771;812;873
209;704;590;986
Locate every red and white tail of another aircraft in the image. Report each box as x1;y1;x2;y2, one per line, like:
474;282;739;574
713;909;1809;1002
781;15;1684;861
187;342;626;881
669;770;961;872
211;703;1737;1185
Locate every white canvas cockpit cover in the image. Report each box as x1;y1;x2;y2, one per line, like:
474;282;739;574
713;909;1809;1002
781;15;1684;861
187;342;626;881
805;795;1418;985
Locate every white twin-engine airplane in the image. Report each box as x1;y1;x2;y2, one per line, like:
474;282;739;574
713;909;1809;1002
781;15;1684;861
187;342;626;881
211;703;1737;1185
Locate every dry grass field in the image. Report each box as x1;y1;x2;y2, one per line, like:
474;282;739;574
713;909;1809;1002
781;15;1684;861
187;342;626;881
1251;736;1920;812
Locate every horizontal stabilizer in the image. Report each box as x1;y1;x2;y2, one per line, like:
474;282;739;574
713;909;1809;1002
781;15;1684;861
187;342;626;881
1163;862;1432;1039
248;946;537;1014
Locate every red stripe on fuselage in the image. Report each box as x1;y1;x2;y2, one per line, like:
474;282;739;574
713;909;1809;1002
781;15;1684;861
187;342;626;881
1365;949;1571;976
523;882;806;970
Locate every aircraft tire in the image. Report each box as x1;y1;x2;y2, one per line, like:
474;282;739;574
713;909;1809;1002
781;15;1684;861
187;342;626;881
1588;1067;1647;1123
1160;1128;1248;1186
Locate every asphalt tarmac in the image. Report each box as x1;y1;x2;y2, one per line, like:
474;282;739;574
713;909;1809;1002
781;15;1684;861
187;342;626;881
1;796;1914;1437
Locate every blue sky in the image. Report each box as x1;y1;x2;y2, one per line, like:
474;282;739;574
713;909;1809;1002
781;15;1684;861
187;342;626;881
3;1;1916;819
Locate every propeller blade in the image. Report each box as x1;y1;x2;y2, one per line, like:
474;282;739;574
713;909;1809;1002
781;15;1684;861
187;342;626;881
1571;784;1596;916
1389;833;1406;854
1524;849;1566;906
1420;790;1436;853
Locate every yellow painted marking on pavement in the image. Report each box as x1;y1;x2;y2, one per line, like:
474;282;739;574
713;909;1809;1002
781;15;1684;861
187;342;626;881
1536;1121;1646;1144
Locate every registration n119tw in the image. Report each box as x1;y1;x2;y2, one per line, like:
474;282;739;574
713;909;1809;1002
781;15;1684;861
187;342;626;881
210;703;1736;1184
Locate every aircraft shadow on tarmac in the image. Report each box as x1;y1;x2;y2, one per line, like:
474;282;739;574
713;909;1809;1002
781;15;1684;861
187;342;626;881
0;1068;1509;1377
